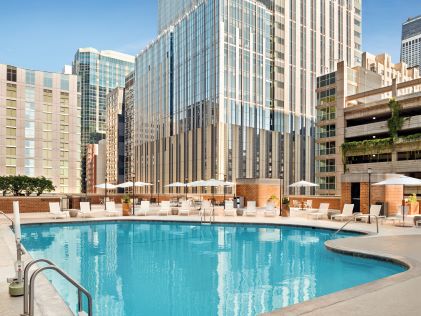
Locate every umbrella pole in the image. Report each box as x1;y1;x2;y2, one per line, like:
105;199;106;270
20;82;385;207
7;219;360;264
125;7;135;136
105;178;107;210
132;177;135;216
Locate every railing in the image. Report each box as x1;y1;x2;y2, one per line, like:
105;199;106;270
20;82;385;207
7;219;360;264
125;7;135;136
22;259;93;316
332;213;380;236
0;211;14;224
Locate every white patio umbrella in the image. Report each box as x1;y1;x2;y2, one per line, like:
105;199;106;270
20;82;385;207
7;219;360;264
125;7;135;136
95;183;117;210
95;183;117;189
289;180;319;209
117;182;149;215
373;175;421;226
289;180;319;188
165;182;188;200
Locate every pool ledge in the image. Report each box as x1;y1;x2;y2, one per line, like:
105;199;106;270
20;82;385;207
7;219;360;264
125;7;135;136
263;234;421;316
0;224;73;316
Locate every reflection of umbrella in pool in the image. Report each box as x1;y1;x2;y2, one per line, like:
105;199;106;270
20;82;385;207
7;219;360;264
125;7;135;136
373;175;421;226
289;181;319;209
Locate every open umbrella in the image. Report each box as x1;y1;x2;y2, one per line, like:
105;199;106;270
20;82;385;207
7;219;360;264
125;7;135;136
289;180;319;210
95;183;117;211
373;175;421;226
166;182;188;200
117;181;149;215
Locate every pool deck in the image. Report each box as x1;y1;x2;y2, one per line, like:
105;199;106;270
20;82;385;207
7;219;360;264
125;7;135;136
1;210;421;315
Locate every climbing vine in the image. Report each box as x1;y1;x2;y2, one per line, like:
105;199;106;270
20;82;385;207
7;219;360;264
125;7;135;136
340;98;413;170
387;98;405;140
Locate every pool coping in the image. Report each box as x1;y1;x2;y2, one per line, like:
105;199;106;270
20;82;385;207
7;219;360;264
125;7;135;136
14;217;420;316
263;235;421;315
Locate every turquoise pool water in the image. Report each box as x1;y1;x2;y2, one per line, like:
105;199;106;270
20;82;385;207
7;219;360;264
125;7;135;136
21;222;404;316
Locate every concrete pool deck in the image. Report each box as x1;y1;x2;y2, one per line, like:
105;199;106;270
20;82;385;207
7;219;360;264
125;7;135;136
1;211;421;315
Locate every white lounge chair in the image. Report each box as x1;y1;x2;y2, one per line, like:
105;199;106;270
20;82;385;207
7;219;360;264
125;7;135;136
135;201;150;216
224;200;236;216
179;200;192;216
307;203;330;219
79;202;92;217
331;204;355;221
305;200;313;210
359;205;385;223
105;201;120;216
49;202;69;219
159;201;171;216
264;203;277;217
244;201;257;216
199;200;212;216
385;206;409;224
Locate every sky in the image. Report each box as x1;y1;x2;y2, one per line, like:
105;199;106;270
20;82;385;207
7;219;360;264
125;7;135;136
0;0;419;72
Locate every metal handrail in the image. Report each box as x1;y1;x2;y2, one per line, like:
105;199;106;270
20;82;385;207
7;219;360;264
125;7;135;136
22;260;93;316
0;211;14;224
332;212;361;236
333;212;380;236
23;259;55;315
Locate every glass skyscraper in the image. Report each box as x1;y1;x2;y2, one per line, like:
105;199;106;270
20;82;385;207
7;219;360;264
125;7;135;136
73;48;134;191
135;0;362;194
401;15;421;70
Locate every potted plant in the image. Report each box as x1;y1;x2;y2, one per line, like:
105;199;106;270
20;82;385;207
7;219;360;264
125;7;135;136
281;197;290;217
407;193;419;215
122;195;131;216
267;195;279;206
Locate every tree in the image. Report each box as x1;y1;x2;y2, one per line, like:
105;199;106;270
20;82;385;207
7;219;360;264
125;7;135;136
8;175;30;196
0;176;9;196
34;177;55;196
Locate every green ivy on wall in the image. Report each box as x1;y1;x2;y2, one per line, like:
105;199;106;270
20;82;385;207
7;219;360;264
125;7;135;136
340;98;419;170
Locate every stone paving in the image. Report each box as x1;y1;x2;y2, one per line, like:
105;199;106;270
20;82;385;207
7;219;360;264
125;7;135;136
1;206;421;315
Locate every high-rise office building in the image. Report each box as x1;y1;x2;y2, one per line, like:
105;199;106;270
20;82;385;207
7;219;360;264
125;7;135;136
401;15;421;70
134;0;362;194
0;64;81;193
73;48;135;191
124;71;135;182
106;87;125;186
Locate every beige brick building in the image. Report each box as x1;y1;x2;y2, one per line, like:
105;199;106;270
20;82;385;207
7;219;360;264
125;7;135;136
316;55;421;214
0;64;81;193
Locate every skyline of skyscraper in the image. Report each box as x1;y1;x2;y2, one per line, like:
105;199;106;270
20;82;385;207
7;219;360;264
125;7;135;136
72;48;134;191
401;15;421;70
134;0;362;194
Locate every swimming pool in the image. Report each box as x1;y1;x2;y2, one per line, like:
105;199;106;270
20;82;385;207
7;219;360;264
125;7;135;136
21;221;404;316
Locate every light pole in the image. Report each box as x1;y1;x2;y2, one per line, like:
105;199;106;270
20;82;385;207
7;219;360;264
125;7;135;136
104;177;107;210
368;168;372;224
132;175;135;216
157;179;160;205
279;177;283;216
223;175;227;209
185;176;188;200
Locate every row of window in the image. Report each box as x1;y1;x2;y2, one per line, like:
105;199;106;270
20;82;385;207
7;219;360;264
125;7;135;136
6;65;70;90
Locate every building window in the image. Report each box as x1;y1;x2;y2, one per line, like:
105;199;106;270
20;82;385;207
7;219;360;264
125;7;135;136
43;73;53;88
6;84;17;98
6;167;16;175
6;147;16;156
61;76;69;91
7;65;17;82
6;127;16;137
26;70;35;85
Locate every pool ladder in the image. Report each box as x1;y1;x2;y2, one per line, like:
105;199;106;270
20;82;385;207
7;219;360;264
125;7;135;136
333;213;380;236
21;259;93;316
200;205;215;224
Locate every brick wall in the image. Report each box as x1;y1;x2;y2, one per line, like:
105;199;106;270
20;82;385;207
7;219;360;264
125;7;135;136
236;184;281;207
341;182;351;207
0;197;61;213
289;196;341;210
